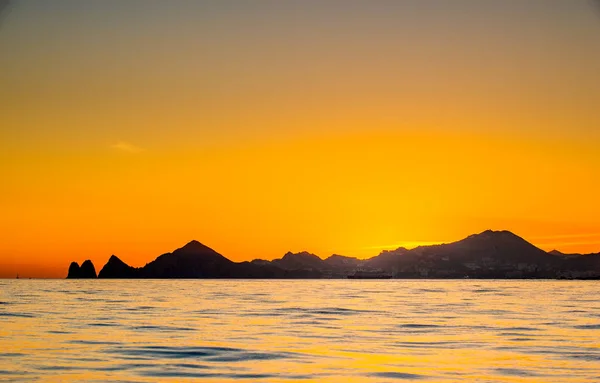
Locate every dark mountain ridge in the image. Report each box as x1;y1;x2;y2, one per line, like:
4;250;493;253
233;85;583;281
98;255;140;278
141;240;235;278
67;230;600;279
323;254;362;269
95;241;321;279
550;249;600;258
271;251;325;271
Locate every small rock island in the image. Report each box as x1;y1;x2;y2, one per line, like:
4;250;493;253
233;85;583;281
66;260;97;278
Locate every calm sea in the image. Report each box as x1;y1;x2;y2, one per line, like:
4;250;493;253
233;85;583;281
1;280;599;382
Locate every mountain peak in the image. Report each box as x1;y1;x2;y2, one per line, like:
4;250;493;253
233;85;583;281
283;251;321;260
380;246;409;255
99;255;138;278
465;230;524;243
274;251;324;271
178;240;216;253
184;239;202;247
479;229;516;236
462;230;534;247
107;255;128;265
326;254;353;260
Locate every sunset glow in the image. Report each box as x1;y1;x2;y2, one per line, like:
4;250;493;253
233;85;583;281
1;1;600;277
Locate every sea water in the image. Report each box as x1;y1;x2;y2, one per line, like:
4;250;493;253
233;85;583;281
1;280;599;382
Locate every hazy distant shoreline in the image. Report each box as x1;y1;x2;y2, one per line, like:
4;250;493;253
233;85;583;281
62;230;600;280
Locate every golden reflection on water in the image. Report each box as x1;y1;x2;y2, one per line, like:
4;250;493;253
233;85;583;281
0;280;599;382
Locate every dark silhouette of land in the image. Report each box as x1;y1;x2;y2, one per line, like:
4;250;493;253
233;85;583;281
67;260;97;278
66;230;600;279
92;240;321;279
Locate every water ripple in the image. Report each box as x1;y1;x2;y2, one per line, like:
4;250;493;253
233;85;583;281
1;280;599;382
371;371;428;380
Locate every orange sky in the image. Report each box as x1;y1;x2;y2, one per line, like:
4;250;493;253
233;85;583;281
1;1;600;277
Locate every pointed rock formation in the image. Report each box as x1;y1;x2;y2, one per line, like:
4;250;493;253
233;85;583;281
67;262;81;278
98;255;139;278
66;260;96;278
80;260;97;278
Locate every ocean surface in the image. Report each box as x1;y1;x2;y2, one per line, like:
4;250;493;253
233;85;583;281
0;280;599;382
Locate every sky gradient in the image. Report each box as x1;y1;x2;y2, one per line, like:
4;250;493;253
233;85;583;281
1;0;600;277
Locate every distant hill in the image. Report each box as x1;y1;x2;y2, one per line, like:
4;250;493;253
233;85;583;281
256;252;363;278
88;241;322;279
66;230;600;279
271;251;325;271
376;230;562;278
549;250;570;257
323;254;362;270
548;250;600;275
98;255;140;278
549;249;600;258
142;240;236;278
364;247;410;270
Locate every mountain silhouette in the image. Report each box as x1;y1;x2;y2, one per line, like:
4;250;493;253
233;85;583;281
550;250;600;275
414;230;553;263
375;230;562;278
83;240;322;279
443;230;551;262
142;240;235;278
550;249;600;258
272;251;325;271
364;247;409;270
66;230;600;279
323;254;362;269
98;255;140;278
